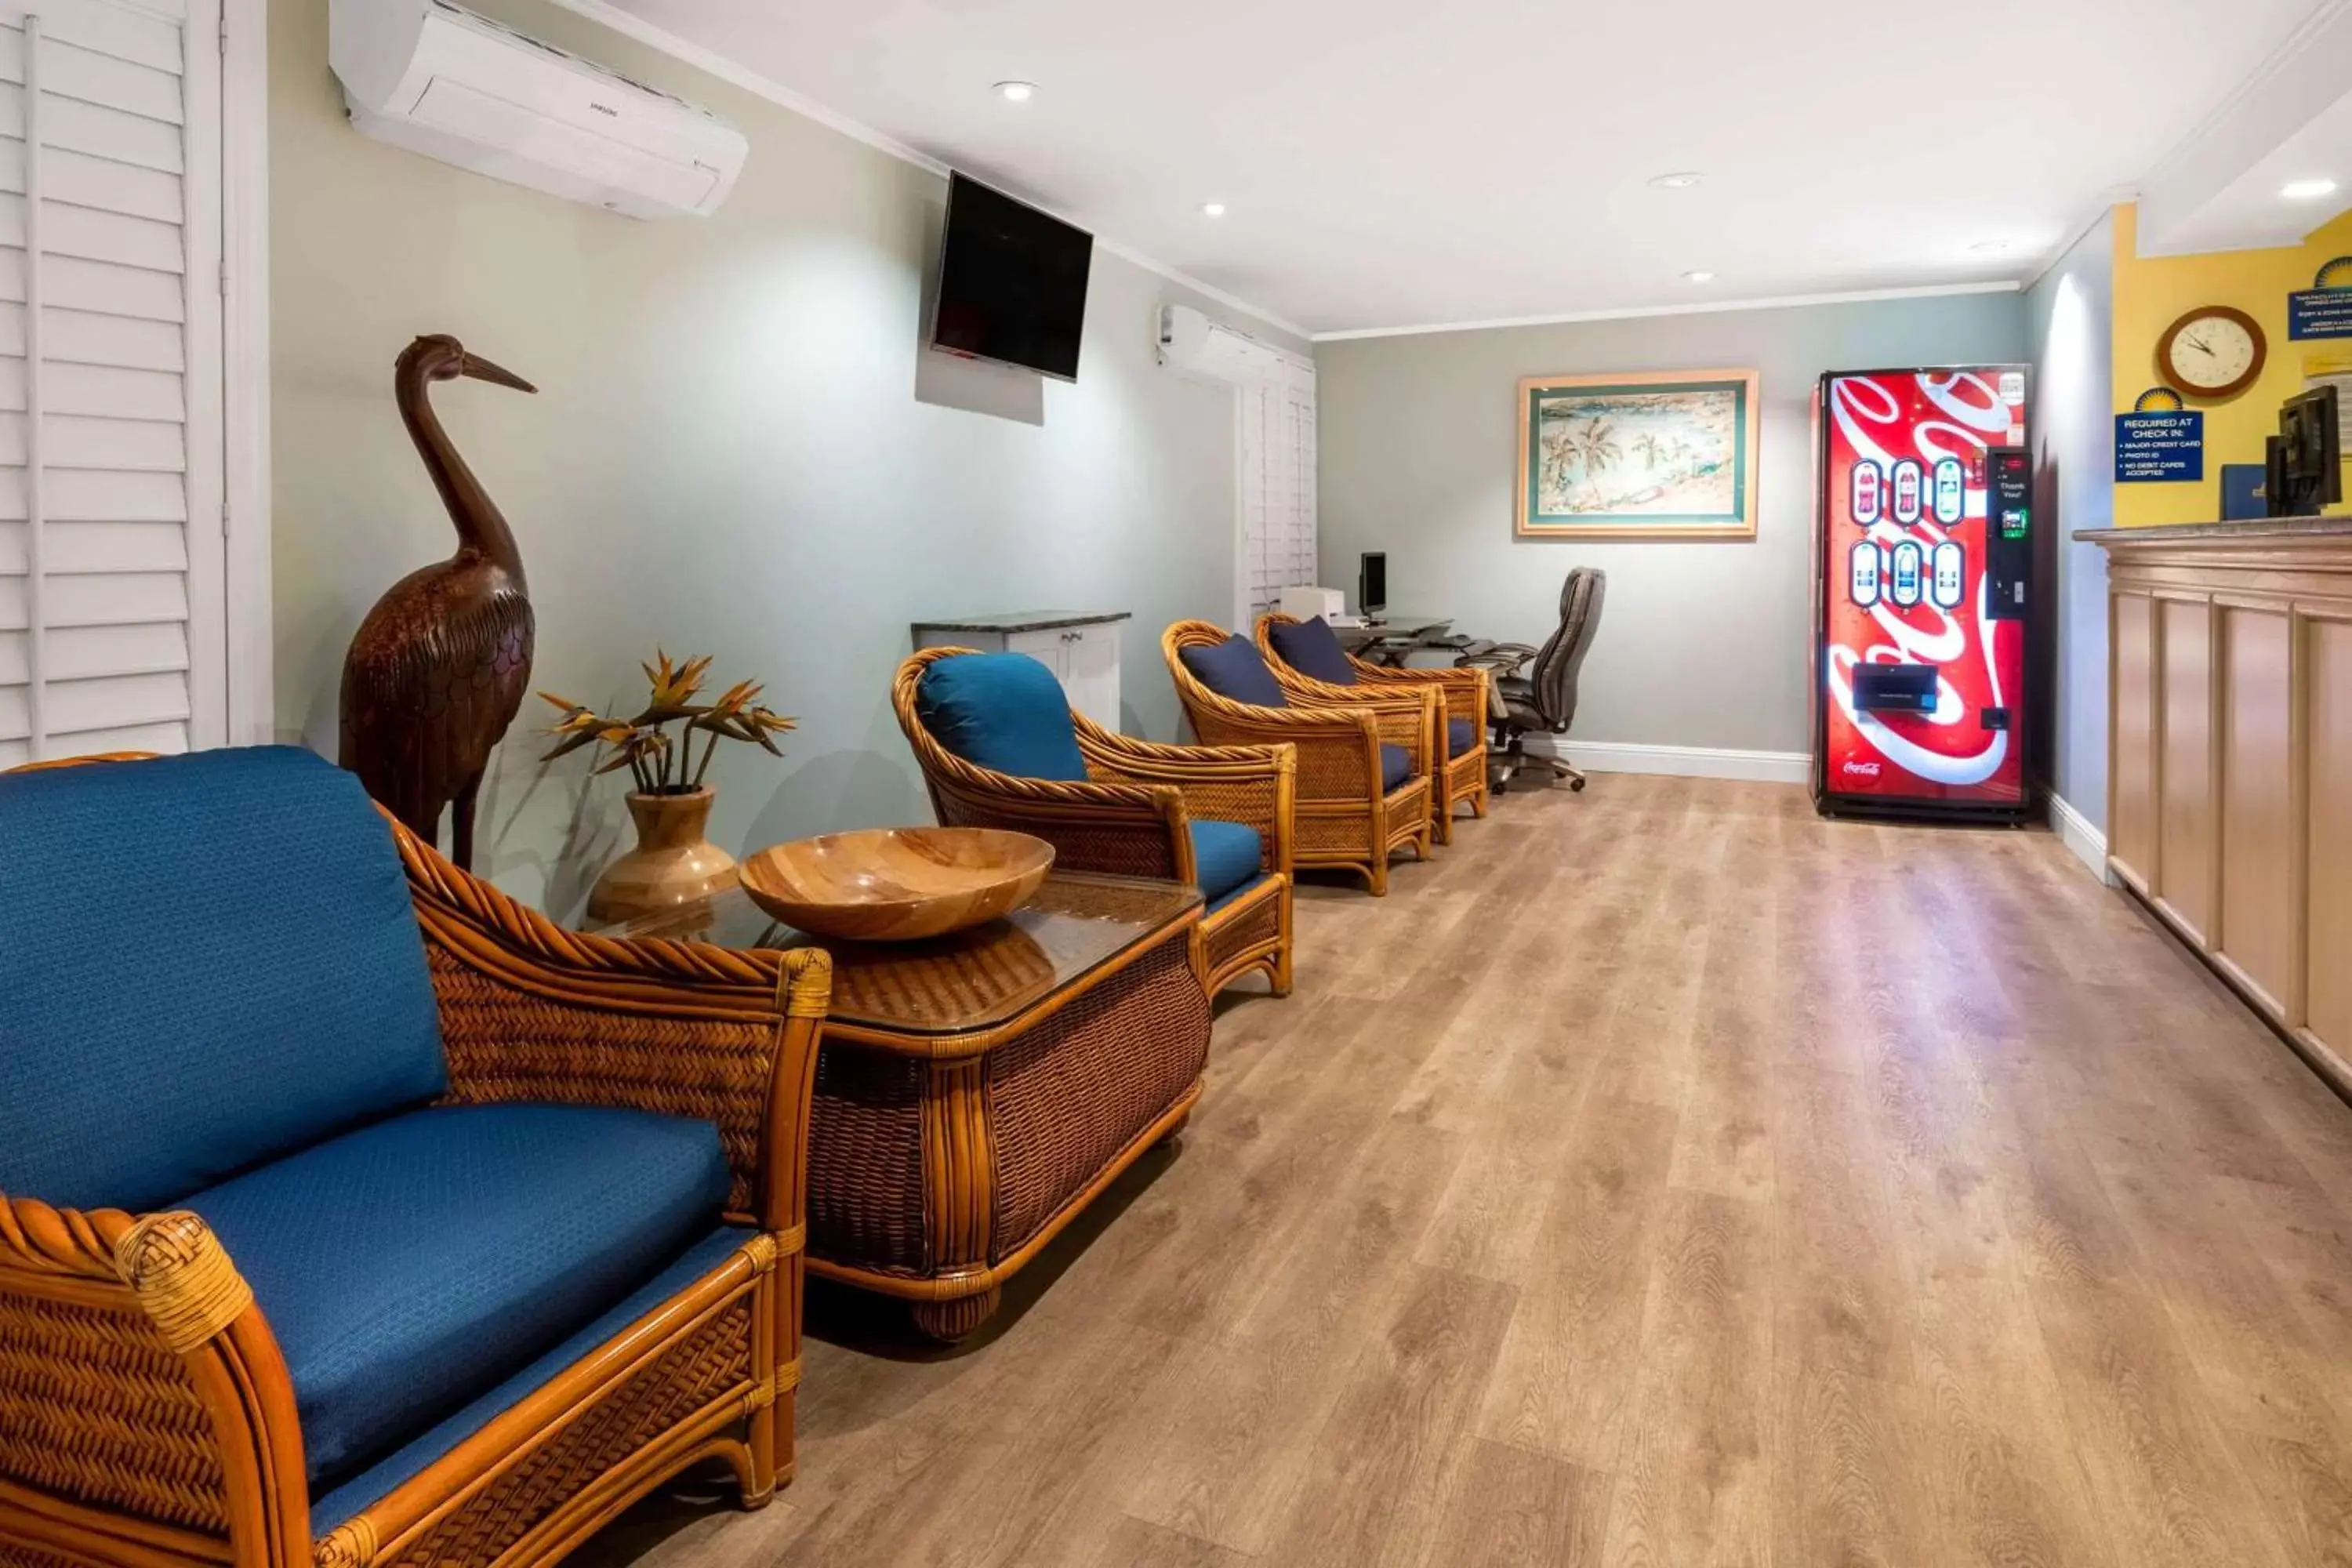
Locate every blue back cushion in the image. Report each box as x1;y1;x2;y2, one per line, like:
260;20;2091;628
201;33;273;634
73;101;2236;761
1179;636;1289;709
0;749;447;1211
1266;617;1358;686
916;653;1090;782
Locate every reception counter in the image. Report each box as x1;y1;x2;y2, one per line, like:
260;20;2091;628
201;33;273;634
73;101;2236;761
2077;518;2352;1098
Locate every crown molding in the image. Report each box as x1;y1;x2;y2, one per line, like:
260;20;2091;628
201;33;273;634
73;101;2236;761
540;0;1311;343
1310;279;2023;344
2133;0;2352;255
2140;0;2350;198
2018;199;2128;294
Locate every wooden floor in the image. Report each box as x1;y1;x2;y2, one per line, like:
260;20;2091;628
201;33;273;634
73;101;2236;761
581;775;2352;1568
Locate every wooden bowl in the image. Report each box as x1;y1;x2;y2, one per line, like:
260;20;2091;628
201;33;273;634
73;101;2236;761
736;827;1055;942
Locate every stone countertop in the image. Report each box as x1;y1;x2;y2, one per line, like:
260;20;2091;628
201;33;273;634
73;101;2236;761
2074;517;2352;544
909;611;1133;634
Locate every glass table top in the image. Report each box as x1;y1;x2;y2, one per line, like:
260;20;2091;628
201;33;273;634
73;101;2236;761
590;871;1201;1037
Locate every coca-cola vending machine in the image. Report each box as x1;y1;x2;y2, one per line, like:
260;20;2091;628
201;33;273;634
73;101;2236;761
1812;366;2033;822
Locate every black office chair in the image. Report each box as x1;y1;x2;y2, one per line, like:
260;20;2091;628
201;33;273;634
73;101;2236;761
1454;567;1606;793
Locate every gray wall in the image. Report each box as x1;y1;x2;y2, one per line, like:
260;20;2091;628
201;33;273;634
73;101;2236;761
1315;293;2030;757
270;0;1301;915
2026;214;2115;832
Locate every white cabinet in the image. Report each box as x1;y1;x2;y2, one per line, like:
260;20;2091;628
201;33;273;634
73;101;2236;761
911;613;1130;732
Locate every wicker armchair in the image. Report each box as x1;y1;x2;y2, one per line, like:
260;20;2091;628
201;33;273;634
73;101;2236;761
893;647;1295;996
0;749;829;1568
1254;612;1490;842
1161;620;1435;895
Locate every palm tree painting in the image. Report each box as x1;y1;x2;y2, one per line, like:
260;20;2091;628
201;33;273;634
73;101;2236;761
1518;368;1760;539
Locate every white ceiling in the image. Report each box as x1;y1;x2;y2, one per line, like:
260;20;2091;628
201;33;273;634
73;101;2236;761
600;0;2337;336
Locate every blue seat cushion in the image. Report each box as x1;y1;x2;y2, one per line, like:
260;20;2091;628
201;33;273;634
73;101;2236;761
311;1227;753;1534
1178;636;1289;709
1380;742;1414;793
916;652;1089;782
1189;818;1263;906
1265;617;1358;686
185;1102;731;1490
1447;717;1479;757
0;747;446;1214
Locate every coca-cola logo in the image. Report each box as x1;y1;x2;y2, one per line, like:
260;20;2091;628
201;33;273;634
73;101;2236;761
1842;760;1882;778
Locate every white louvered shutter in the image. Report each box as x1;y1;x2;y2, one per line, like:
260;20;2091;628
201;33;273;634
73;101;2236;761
1235;356;1317;626
0;0;224;768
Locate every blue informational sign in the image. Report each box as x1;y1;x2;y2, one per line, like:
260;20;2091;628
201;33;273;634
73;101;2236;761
2114;410;2204;483
2288;289;2352;341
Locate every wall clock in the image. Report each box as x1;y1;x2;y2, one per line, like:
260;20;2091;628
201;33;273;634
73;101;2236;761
2158;305;2267;400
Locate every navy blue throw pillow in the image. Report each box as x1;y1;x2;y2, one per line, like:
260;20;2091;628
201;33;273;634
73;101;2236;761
1180;636;1289;709
1266;617;1359;686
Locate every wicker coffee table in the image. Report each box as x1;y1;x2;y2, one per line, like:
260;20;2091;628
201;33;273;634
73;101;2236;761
597;871;1209;1340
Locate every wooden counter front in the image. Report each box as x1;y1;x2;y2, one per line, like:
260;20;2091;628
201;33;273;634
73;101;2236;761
2079;521;2352;1100
2078;518;2352;1099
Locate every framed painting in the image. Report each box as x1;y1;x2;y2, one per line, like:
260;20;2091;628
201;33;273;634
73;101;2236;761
1515;368;1761;540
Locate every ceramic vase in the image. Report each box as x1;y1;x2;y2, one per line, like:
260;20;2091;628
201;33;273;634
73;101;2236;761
585;786;737;924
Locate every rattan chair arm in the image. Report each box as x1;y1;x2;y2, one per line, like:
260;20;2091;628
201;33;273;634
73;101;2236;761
1347;660;1488;729
1161;619;1395;803
1;1194;310;1564
1074;720;1296;874
891;647;1207;882
1192;706;1381;805
0;1192;140;1283
395;815;832;1224
1276;683;1434;770
1253;614;1476;744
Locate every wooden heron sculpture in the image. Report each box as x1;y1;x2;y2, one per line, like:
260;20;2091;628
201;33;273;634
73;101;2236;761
339;333;537;871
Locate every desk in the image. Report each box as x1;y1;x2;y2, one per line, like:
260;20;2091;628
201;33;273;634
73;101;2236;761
1333;613;1452;666
594;871;1209;1339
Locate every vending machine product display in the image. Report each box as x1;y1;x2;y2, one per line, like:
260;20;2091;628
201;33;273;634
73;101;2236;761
1812;366;2033;821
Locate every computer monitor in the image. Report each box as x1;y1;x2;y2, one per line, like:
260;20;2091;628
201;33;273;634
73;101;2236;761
2271;384;2342;517
1359;551;1386;617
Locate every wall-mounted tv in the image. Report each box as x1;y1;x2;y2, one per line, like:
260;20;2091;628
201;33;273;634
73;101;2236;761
929;172;1093;382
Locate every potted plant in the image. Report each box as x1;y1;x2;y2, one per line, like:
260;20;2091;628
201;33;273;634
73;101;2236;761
540;651;797;923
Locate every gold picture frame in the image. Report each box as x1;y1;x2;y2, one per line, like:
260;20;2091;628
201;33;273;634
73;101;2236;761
1515;368;1762;540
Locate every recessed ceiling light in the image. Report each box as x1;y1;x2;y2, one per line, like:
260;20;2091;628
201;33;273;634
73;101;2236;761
2282;177;2339;201
1684;270;1716;283
993;80;1035;102
1200;201;1226;218
1650;172;1704;189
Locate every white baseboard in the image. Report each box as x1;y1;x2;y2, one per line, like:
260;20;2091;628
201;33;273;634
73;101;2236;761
1523;736;1812;785
2048;790;2113;884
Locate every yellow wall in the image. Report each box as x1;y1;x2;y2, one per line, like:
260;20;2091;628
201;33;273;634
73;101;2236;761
2111;201;2352;524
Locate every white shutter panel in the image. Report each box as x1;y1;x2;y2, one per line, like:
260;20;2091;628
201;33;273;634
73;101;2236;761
1283;359;1316;597
1233;356;1317;627
0;0;222;768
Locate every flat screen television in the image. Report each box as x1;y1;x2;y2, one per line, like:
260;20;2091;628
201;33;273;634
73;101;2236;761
929;172;1093;382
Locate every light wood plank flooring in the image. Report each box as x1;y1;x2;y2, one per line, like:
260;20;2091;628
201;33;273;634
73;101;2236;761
580;775;2352;1568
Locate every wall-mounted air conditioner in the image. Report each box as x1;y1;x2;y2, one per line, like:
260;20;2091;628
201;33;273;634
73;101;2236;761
328;0;749;220
1158;304;1286;384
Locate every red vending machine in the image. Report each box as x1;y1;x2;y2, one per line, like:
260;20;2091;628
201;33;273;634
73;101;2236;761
1812;366;2033;822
